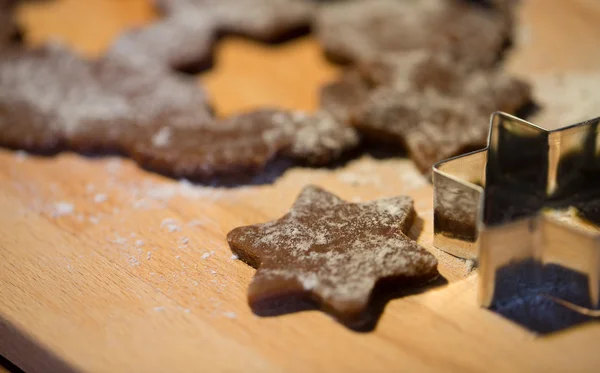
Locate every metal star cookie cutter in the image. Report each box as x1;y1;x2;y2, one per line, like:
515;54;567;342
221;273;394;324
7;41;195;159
433;111;600;314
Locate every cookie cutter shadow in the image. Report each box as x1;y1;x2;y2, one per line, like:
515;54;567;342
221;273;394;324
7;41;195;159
487;259;597;335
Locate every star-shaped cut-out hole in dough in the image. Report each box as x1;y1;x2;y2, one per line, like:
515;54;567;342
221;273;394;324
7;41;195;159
201;37;339;117
18;0;156;56
227;185;439;329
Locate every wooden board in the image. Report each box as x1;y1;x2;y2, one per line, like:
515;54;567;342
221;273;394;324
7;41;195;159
2;0;600;372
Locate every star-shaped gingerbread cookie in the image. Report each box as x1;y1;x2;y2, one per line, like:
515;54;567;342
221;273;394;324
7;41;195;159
227;185;439;328
321;51;532;175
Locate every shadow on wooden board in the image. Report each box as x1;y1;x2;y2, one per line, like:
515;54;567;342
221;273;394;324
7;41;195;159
488;260;597;335
0;316;79;373
0;354;24;373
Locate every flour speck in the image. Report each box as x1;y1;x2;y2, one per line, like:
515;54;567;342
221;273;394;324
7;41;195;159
223;311;237;319
187;219;204;227
128;256;140;267
52;202;74;217
161;218;181;232
111;234;127;245
93;193;107;203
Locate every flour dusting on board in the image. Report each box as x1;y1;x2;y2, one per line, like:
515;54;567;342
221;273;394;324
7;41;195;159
398;164;427;189
123;178;244;210
161;218;181;232
338;171;382;187
111;233;127;245
532;73;600;128
336;156;427;190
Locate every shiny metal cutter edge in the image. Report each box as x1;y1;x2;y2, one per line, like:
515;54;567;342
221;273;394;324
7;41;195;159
432;111;600;312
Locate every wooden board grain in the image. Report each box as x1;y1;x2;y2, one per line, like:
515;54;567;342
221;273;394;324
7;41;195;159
2;0;600;372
